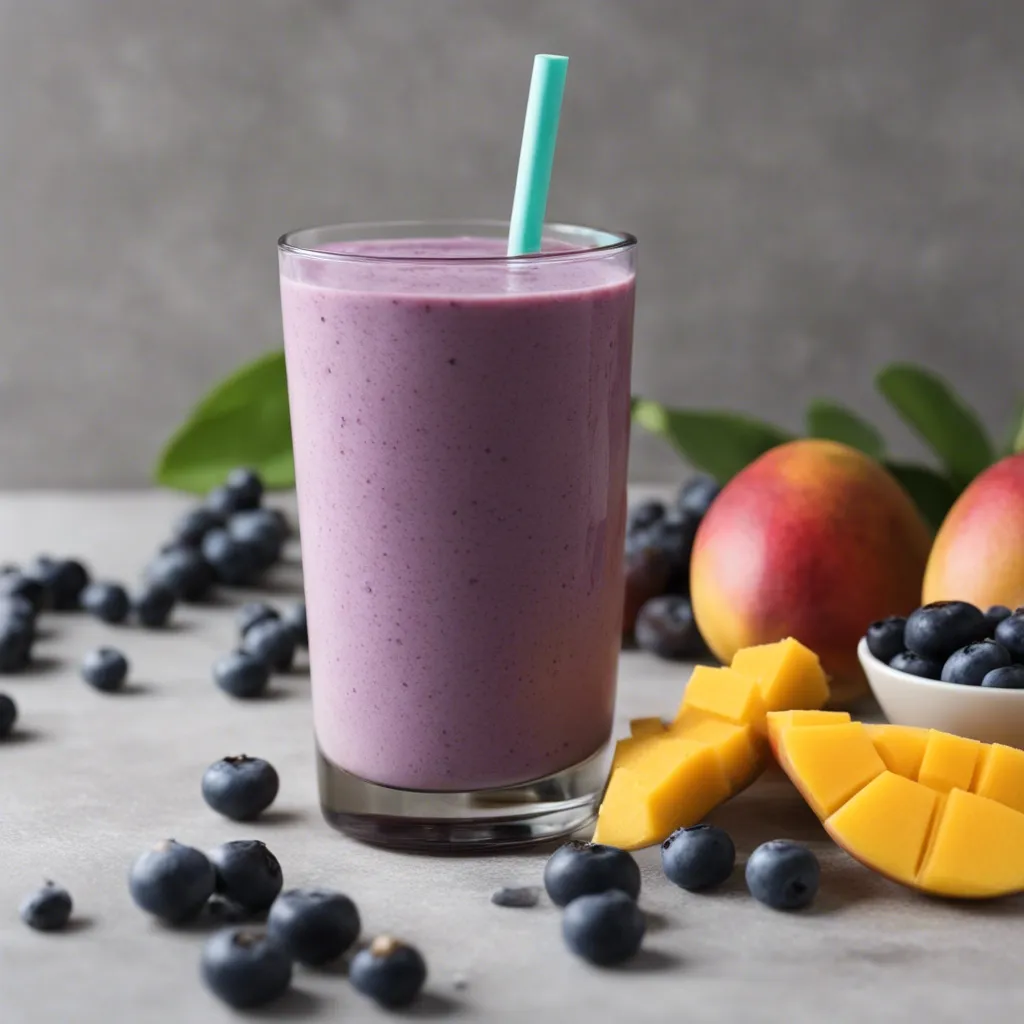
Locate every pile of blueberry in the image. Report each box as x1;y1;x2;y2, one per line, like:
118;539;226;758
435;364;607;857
623;475;719;661
530;829;819;966
213;601;307;700
866;601;1024;688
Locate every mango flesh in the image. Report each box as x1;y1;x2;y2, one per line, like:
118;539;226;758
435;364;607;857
690;440;932;706
772;717;1024;898
594;638;829;849
923;452;1024;609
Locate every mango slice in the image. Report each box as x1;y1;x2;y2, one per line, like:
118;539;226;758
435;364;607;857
767;710;851;759
775;719;1024;899
594;638;829;849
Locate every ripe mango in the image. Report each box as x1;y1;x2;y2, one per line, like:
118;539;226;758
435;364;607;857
923;453;1024;610
771;716;1024;898
690;440;931;705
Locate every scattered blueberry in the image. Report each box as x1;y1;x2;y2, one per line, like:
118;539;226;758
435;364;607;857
995;613;1024;662
661;824;736;891
676;474;721;518
889;651;943;679
237;602;279;638
349;936;427;1008
637;511;699;594
543;841;641;908
172;507;225;548
213;651;271;699
225;468;264;511
80;581;131;624
209;840;283;913
202;755;280;821
0;573;45;613
145;546;215;603
627;499;666;534
281;602;307;648
634;595;705;660
0;594;36;629
27;557;89;611
19;882;73;931
941;640;1012;687
201;529;259;587
205;484;243;518
80;647;129;693
0;621;32;673
904;601;989;663
982;664;1024;689
865;616;907;665
0;692;16;737
267;889;361;967
241;619;296;672
562;890;645;966
200;927;292;1009
205;896;253;925
228;511;284;571
134;583;175;628
128;839;216;924
623;541;673;635
745;840;820;910
986;605;1014;630
490;886;540;908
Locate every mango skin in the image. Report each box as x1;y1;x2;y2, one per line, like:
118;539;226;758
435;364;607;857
690;440;932;705
923;453;1024;610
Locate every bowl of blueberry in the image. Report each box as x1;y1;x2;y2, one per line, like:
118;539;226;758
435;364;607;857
858;601;1024;745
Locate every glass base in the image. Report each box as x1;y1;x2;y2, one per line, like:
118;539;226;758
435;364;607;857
317;743;610;853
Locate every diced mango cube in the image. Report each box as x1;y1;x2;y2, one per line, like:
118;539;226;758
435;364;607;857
678;665;766;729
731;637;830;712
917;731;983;794
971;743;1024;815
629;717;665;739
670;709;762;790
864;724;929;781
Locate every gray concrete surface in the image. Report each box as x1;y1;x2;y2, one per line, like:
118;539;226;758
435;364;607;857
2;490;1024;1022
0;1;1022;487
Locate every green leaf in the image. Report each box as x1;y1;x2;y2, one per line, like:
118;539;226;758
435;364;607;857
1016;417;1024;454
633;399;792;483
876;363;994;487
805;400;885;459
1002;400;1024;455
883;461;958;532
155;351;293;493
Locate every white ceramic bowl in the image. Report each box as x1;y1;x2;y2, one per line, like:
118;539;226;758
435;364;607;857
858;637;1024;746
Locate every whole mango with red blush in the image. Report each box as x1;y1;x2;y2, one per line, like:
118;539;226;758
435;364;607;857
923;452;1024;610
690;440;931;704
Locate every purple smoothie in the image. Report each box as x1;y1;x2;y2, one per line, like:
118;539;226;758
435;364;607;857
280;235;635;791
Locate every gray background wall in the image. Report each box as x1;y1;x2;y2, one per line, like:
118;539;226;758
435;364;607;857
1;0;1021;487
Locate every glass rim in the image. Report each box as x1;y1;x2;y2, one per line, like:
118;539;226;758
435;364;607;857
277;219;637;265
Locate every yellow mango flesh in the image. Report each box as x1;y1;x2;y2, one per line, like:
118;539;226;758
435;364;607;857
766;710;851;759
776;720;1024;899
731;637;831;713
594;639;829;849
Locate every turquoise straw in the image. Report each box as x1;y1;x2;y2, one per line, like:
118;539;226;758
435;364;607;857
507;54;569;257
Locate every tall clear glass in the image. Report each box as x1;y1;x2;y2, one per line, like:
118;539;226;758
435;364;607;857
278;221;637;851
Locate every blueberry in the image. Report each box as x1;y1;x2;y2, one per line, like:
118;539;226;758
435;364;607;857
543;841;641;908
982;665;1024;689
226;467;264;511
213;651;271;699
634;595;705;660
986;605;1014;630
205;484;243;518
0;594;37;629
941;640;1012;687
27;557;90;611
490;886;540;908
995;613;1024;662
267;889;361;966
0;621;32;673
172;506;225;548
889;651;943;680
20;882;73;931
237;602;279;638
627;499;666;534
200;927;292;1009
349;936;427;1008
675;473;721;518
128;839;216;924
865;616;907;665
209;840;283;913
241;619;296;672
281;602;307;648
201;529;259;587
0;692;16;738
145;546;215;603
904;601;989;663
80;581;131;624
80;647;129;692
623;541;672;635
561;890;645;966
745;840;820;910
202;755;280;821
0;573;45;613
639;511;699;594
228;510;286;570
661;824;736;891
134;583;175;628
